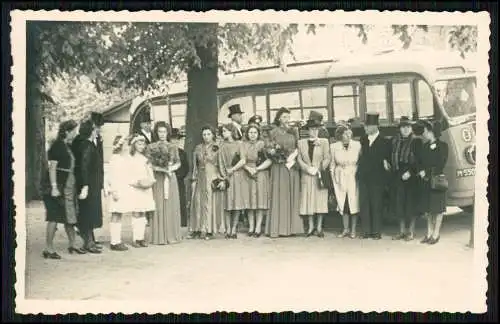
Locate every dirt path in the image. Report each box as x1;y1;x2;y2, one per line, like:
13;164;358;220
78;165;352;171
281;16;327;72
22;201;476;312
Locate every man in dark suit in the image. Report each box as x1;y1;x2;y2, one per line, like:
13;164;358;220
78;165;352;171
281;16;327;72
357;113;391;240
228;104;244;141
138;113;154;144
170;128;189;227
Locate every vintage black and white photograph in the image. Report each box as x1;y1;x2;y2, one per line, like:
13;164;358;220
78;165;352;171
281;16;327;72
11;10;490;314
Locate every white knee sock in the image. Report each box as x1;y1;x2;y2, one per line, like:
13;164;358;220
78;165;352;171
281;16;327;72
132;217;146;241
110;222;122;245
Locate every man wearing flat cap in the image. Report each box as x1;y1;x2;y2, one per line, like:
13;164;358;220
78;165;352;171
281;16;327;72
228;104;244;141
357;113;391;240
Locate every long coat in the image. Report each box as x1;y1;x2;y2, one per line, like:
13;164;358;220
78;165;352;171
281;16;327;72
76;140;104;230
175;147;189;226
330;140;361;215
297;138;331;215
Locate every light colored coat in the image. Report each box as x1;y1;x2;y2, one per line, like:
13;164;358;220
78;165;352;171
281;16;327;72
297;138;331;215
330;140;361;215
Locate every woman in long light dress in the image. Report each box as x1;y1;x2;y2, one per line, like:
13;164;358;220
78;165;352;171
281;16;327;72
149;121;182;245
330;123;361;239
297;116;331;238
128;134;156;248
265;107;304;238
188;126;225;240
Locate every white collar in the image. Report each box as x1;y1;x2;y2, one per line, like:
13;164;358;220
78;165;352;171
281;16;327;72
232;121;241;128
368;131;380;141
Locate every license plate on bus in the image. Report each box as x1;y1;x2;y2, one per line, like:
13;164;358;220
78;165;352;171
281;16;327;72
456;168;475;178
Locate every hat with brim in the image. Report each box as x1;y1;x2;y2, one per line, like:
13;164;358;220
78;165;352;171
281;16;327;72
303;119;324;129
398;116;414;127
170;127;185;139
228;104;244;118
248;115;263;125
308;110;324;123
421;120;442;138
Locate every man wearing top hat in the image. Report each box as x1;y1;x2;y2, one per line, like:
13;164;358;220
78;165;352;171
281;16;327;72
170;128;189;227
356;112;391;240
228;104;244;141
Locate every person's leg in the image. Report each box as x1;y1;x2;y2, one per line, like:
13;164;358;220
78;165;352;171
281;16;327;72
45;221;58;253
231;210;240;238
316;214;325;237
421;213;433;243
430;213;444;243
359;183;371;238
110;212;128;250
224;211;232;238
64;223;86;254
306;215;315;236
371;184;385;239
247;210;256;235
255;210;264;236
351;214;358;238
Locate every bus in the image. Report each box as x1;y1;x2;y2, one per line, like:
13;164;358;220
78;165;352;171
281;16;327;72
116;48;477;211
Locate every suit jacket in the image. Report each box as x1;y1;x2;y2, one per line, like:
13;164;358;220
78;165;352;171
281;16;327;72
175;147;189;181
357;133;391;184
140;130;153;145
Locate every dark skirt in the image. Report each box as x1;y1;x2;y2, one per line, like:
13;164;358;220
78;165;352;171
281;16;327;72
77;187;103;231
420;180;447;215
391;178;419;221
43;195;76;225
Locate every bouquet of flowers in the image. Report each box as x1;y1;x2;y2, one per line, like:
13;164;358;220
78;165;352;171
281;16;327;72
147;142;173;199
265;142;288;164
148;142;171;169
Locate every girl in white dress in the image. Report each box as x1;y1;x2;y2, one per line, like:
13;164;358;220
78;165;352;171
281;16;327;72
330;122;361;239
106;135;133;251
128;134;156;248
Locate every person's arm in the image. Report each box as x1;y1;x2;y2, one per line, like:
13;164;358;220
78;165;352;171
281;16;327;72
168;146;182;173
296;141;309;172
229;144;246;173
320;139;331;171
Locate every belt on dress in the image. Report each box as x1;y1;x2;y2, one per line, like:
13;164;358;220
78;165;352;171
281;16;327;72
56;167;72;173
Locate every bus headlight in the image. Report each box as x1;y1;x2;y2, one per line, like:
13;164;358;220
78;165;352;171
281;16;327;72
464;144;476;165
462;128;473;142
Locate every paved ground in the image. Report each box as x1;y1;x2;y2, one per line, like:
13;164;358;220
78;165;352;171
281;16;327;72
22;200;478;312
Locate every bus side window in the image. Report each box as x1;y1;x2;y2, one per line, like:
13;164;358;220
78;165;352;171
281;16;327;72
170;101;187;129
392;82;413;119
269;91;301;121
255;95;267;123
302;87;328;122
332;84;360;122
365;83;388;120
417;80;434;118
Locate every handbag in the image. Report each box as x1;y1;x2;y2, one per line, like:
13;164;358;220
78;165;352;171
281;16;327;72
212;178;230;191
317;168;333;190
430;174;448;191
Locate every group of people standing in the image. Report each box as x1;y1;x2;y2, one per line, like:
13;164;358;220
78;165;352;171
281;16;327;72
41;103;449;260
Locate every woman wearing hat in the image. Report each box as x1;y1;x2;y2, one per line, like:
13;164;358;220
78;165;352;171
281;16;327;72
389;117;422;241
265;107;304;238
417;120;449;245
330;121;361;239
297;114;331;237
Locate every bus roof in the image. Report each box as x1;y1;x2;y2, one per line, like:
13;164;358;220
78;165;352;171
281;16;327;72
163;49;472;97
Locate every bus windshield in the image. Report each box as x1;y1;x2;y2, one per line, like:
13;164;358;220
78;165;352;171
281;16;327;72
434;77;476;118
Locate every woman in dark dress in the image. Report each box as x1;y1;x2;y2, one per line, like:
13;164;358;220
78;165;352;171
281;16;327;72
417;120;449;245
75;120;104;253
41;120;87;259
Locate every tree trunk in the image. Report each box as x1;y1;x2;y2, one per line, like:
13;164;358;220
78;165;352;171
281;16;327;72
184;24;219;178
26;22;47;201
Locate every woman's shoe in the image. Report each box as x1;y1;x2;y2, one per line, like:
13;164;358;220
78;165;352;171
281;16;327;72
404;234;415;241
317;231;325;238
138;240;148;247
306;229;316;237
131;241;142;248
247;231;254;237
254;232;261;238
337;230;349;238
231;234;238;239
110;243;129;251
420;236;431;244
349;232;357;239
428;236;440;245
68;247;87;254
84;246;102;254
42;251;62;259
224;233;231;239
392;233;406;240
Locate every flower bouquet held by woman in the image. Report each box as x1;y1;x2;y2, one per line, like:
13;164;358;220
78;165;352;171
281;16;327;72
148;141;173;198
265;142;298;170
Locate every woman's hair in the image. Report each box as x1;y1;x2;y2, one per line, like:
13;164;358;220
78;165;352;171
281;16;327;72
112;135;125;154
273;107;291;126
129;133;146;155
153;121;171;142
78;119;95;139
334;122;351;141
200;125;216;142
422;120;442;138
56;119;78;141
244;124;261;141
219;123;238;140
